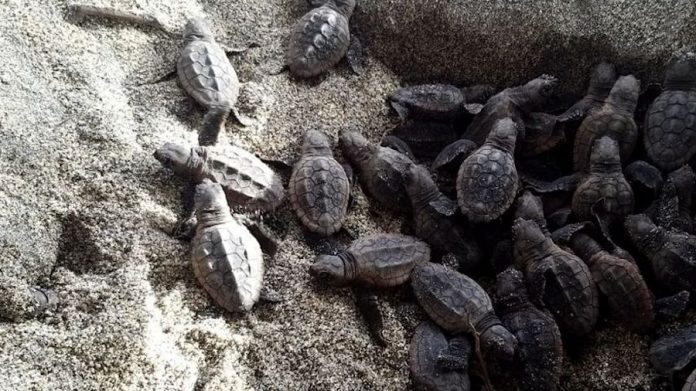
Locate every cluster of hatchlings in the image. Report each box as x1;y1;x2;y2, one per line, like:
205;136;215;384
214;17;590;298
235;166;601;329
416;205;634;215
17;1;696;390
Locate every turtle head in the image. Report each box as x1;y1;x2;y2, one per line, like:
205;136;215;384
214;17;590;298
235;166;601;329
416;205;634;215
301;130;332;156
330;0;356;16
154;143;194;175
624;214;657;243
486;118;518;151
664;51;696;90
193;179;230;223
495;267;528;308
514;190;545;224
607;75;640;113
339;128;373;164
589;136;621;171
481;325;518;364
524;74;557;108
511;218;547;266
183;18;214;42
310;255;350;286
588;62;618;95
403;164;437;205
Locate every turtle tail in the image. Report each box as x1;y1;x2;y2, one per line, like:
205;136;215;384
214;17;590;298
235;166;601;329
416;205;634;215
199;106;230;146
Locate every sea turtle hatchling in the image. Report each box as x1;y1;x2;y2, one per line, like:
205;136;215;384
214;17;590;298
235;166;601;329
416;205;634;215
310;233;430;343
462;75;557;145
388;83;495;121
403;164;483;271
644;52;696;171
411;263;518;363
340;129;413;212
409;320;472;391
512;218;599;336
154;143;285;212
177;19;243;146
553;224;654;332
456;118;519;223
649;325;696;389
558;62;618;122
286;0;359;77
191;180;264;312
625;214;696;294
573;75;641;172
494;268;563;391
289;130;350;236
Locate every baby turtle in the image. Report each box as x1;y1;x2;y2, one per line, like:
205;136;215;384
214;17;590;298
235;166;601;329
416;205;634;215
463;75;557;145
625;214;696;294
409;320;472;391
573;75;640;172
411;263;518;363
177;19;241;146
154;143;285;212
555;226;654;332
404;164;483;271
191;180;264;312
289;130;350;236
388;84;494;121
310;233;430;344
456;118;519;223
389;121;460;159
494;268;563;391
286;0;358;77
512;218;599;336
340;129;413;212
649;325;696;389
644;52;696;171
558;62;618;122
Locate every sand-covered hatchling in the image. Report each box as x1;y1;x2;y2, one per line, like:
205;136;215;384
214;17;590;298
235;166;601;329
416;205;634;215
340;129;413;212
409;320;472;391
553;224;654;332
286;0;359;77
512;218;599;336
191;180;264;313
649;325;696;389
456;118;519;223
494;268;563;391
404;164;483;271
644;52;696;171
558;62;618;122
625;214;696;294
411;263;518;363
463;75;557;145
154;143;284;212
573;75;640;172
177;19;242;146
289;130;350;236
388;83;495;121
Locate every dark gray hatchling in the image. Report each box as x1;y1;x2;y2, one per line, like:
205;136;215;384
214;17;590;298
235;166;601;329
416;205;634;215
644;52;696;171
649;325;696;389
573;75;640;172
340;129;413;212
177;19;241;146
463;75;557;145
494;268;563;391
388;83;495;121
191;180;264;312
411;263;518;363
512;218;599;336
409;320;471;391
154;143;285;212
404;164;483;271
558;62;618;122
289;130;350;236
286;0;358;77
625;214;696;294
457;118;519;223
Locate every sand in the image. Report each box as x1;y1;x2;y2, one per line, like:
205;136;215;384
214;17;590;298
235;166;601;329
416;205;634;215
0;0;694;389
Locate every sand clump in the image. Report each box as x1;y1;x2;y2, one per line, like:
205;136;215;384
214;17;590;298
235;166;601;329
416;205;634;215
0;0;694;390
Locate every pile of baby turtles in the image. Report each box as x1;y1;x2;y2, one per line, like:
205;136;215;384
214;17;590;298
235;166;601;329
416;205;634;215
30;3;696;390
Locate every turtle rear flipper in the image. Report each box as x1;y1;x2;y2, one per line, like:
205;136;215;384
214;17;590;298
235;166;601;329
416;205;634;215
199;107;230;146
353;286;387;346
346;34;365;75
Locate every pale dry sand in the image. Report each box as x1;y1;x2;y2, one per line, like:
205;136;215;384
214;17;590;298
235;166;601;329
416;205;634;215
0;0;694;390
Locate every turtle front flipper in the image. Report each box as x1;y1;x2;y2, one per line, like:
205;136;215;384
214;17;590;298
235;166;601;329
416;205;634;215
241;219;279;258
521;173;582;193
346;34;365;75
557;99;591;123
199;107;231;146
353;286;387;346
436;334;473;372
381;136;415;161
